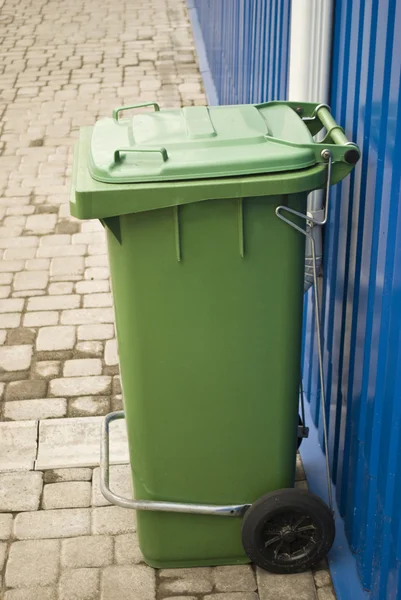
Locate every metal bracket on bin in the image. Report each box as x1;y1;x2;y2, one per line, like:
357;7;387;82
298;424;309;440
100;411;250;517
275;151;334;512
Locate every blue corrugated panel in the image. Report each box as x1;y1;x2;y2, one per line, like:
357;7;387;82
192;0;290;104
302;0;401;596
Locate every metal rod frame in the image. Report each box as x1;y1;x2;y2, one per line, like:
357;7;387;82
276;152;334;511
100;411;250;517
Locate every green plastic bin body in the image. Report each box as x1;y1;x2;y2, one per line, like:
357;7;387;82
70;101;359;568
108;193;305;567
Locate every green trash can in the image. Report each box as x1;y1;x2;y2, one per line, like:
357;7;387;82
70;101;359;573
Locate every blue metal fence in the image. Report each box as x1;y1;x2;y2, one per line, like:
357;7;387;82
303;0;401;597
192;0;291;104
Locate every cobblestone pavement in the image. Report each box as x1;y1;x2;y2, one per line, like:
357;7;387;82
0;0;336;597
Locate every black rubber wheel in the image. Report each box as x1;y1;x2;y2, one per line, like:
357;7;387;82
241;488;335;574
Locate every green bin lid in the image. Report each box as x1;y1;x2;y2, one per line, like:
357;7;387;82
88;103;317;184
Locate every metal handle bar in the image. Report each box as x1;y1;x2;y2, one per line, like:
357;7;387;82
305;103;360;165
113;147;168;163
112;102;160;120
314;105;349;147
100;411;249;517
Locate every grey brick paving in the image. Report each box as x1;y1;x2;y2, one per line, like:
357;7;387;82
61;536;113;568
42;481;92;509
0;471;43;511
0;0;335;597
5;539;60;587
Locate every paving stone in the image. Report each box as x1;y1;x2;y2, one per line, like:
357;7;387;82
62;535;113;568
59;568;100;600
36;325;76;351
0;513;13;539
23;311;59;326
85;267;109;280
111;394;123;411
40;235;71;246
49;282;74;295
92;464;132;506
83;293;112;308
317;588;336;600
63;358;102;377
87;244;107;256
0;274;13;285
78;324;114;340
56;220;80;235
5;539;60;587
13;290;46;299
0;285;11;298
28;295;80;311
112;375;121;395
0;225;23;237
36;416;128;469
4;398;67;420
0;540;6;570
14;271;48;290
4;247;36;260
50;257;84;279
44;468;93;483
49;375;111;397
114;532;143;565
26;259;51;271
0;299;24;313
0;471;43;511
69;396;110;416
313;564;332;588
80;221;104;233
257;568;317;600
14;508;91;539
42;481;91;509
92;506;136;535
159;568;214;594
76;280;109;294
73;232;105;245
0;261;24;274
6;328;36;346
33;360;61;378
75;341;104;358
37;245;86;258
213;566;257;592
101;565;156;600
0;330;7;345
0;421;37;470
25;214;57;234
61;308;115;325
5;379;47;401
0;345;32;371
104;338;118;366
0;313;21;329
4;587;57;600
